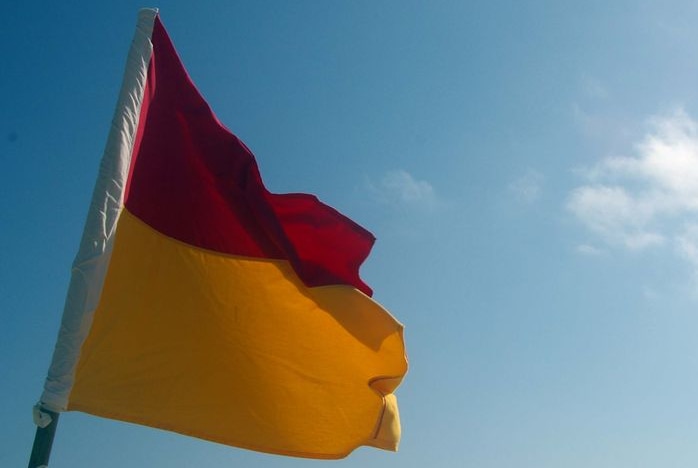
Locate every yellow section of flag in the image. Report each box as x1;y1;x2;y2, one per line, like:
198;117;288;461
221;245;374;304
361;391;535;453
68;210;406;458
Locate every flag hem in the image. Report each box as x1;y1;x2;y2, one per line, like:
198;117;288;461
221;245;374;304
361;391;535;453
40;8;158;412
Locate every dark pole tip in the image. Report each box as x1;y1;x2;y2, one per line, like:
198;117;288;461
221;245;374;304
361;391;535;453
28;406;60;468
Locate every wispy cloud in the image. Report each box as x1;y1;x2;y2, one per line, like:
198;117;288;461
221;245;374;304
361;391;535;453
568;108;698;279
567;184;665;249
509;169;544;204
575;244;604;256
366;169;437;210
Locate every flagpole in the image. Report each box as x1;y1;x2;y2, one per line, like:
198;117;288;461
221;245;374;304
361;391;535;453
28;406;60;468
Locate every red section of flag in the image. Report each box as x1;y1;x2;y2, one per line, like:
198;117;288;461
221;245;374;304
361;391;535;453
125;16;374;295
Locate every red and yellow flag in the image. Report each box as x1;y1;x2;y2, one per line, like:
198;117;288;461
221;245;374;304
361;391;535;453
40;9;406;459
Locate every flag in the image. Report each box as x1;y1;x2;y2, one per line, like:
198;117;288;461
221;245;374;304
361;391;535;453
39;9;407;459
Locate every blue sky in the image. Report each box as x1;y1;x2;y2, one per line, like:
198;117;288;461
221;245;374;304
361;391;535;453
4;1;698;466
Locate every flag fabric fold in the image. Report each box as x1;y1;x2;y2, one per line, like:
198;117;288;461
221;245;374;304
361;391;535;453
40;8;407;459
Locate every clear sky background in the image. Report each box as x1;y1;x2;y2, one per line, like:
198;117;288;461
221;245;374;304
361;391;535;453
4;1;698;467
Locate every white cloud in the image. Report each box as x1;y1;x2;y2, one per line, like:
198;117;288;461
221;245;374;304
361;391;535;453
567;185;665;249
367;169;437;210
575;244;604;256
568;107;698;278
509;169;544;204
